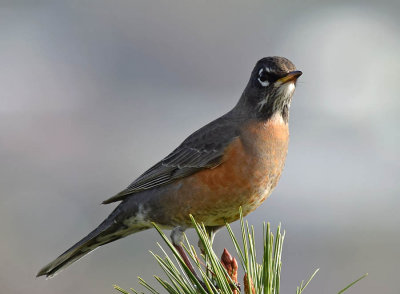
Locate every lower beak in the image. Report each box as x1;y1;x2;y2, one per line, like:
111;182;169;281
278;70;302;84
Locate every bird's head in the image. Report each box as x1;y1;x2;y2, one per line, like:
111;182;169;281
236;56;302;122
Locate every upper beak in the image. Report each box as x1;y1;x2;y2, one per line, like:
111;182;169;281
277;70;302;84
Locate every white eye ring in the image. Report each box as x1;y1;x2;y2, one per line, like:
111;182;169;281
258;68;269;87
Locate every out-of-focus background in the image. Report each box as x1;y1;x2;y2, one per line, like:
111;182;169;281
1;1;399;293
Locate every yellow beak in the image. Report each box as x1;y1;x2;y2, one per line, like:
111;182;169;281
277;70;302;84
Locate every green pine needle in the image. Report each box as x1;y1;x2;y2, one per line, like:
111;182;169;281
337;273;368;294
114;210;366;293
296;269;319;294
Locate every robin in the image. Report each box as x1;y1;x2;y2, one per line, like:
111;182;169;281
37;56;302;278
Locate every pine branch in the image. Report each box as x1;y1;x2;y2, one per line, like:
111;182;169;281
114;210;366;293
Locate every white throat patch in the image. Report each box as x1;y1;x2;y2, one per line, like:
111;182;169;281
257;82;296;112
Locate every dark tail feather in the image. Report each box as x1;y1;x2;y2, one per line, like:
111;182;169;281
37;210;145;278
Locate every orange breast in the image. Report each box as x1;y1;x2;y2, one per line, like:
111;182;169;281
163;116;289;227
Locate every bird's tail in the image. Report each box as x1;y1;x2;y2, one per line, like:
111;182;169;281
36;207;147;278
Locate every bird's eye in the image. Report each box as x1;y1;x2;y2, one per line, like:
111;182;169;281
259;75;267;82
258;68;269;87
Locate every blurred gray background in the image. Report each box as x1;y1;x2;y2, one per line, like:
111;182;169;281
1;1;399;293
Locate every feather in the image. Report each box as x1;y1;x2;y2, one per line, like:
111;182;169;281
102;115;239;204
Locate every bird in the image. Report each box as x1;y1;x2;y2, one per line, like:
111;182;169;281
37;56;302;279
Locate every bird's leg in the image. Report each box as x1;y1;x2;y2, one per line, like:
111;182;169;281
171;227;206;289
174;244;198;275
198;226;219;255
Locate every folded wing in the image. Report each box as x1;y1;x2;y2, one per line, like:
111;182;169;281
102;115;239;204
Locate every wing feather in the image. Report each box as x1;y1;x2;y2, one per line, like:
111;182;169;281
102;115;239;204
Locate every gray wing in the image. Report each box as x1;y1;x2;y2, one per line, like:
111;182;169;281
102;115;239;204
